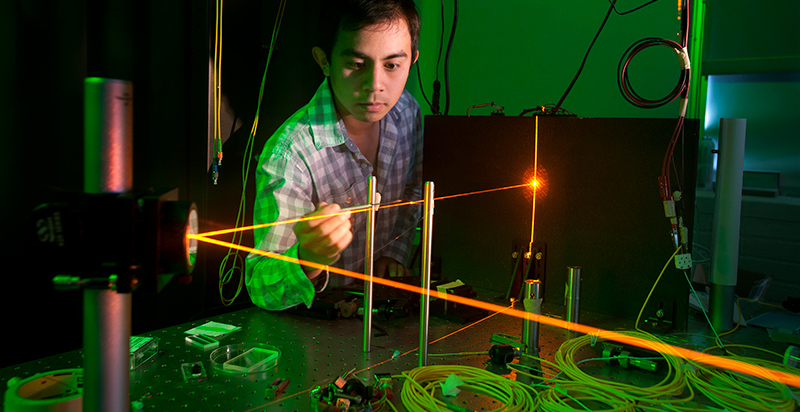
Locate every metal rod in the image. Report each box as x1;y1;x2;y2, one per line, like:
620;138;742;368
565;266;582;338
517;252;536;302
83;77;133;412
522;279;541;356
504;249;524;301
84;78;133;194
83;287;132;412
710;118;746;332
518;279;542;384
341;204;372;212
419;181;434;367
363;176;377;353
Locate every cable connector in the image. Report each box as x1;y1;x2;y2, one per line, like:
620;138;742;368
678;217;689;246
675;253;692;270
212;158;220;186
334;367;355;389
374;373;394;401
663;200;676;218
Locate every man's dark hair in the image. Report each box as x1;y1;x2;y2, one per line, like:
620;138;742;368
318;0;420;61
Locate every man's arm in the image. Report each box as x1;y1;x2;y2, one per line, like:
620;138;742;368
246;149;353;311
246;202;352;311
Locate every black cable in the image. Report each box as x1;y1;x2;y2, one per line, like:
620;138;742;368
608;0;661;15
551;1;615;114
437;0;445;76
670;118;687;197
443;0;458;115
679;0;690;47
431;0;445;114
418;0;446;115
617;37;689;109
615;1;691;202
617;1;690;108
415;63;437;114
519;104;574;117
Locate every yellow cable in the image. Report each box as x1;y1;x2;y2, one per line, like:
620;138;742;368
685;357;796;412
702;343;782;359
718;297;746;338
218;0;287;306
719;297;788;338
507;363;569;391
213;0;221;157
537;381;636;412
216;0;223;162
400;365;538;412
674;343;799;411
554;332;691;407
635;247;681;333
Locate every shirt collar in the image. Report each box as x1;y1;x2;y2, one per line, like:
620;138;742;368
308;78;347;150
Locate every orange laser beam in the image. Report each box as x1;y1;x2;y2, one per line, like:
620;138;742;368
352;302;516;375
373;199;424;210
434;183;530;202
529;116;539;255
191;234;800;389
196;206;373;237
197;184;530;238
430;302;515;345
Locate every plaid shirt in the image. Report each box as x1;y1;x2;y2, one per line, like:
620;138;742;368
246;79;423;311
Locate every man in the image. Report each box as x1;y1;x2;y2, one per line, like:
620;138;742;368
246;0;423;311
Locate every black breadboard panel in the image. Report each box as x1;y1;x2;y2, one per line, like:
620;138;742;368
423;116;699;331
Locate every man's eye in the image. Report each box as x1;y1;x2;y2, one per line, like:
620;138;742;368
385;63;399;70
349;62;364;69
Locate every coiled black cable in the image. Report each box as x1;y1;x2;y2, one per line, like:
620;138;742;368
617;37;690;109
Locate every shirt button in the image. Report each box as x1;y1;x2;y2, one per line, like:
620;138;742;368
346;196;352;204
361;162;368;169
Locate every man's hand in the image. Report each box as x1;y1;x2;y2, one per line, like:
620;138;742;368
375;256;409;278
295;202;352;276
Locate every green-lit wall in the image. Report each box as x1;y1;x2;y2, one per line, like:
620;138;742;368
406;1;800;192
407;0;689;119
406;0;800;191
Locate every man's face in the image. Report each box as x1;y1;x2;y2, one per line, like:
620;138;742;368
323;18;415;126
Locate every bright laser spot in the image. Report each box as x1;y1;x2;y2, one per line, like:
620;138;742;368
191;234;800;389
523;166;548;201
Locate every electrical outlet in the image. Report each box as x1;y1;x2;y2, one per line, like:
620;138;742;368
674;253;692;270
